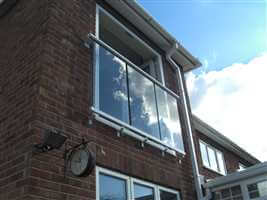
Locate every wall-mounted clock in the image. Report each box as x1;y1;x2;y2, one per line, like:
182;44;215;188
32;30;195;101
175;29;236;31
0;0;18;17
70;148;95;177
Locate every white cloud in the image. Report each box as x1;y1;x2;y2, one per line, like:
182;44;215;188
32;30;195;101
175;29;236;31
187;52;267;161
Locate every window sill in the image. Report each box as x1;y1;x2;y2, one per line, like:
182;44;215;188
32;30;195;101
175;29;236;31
91;107;186;157
203;165;226;176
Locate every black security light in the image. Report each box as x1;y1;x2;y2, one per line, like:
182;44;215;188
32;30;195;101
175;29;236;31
34;129;67;153
0;0;18;17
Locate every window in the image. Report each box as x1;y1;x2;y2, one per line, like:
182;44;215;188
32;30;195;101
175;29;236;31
98;6;164;83
94;5;185;153
160;189;179;200
134;183;155;200
214;185;243;200
247;180;267;199
99;174;127;200
96;167;181;200
199;141;227;175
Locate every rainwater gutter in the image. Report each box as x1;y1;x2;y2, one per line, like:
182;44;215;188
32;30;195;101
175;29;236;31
166;44;207;200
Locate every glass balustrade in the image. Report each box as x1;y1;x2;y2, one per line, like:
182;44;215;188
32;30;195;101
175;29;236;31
97;44;184;152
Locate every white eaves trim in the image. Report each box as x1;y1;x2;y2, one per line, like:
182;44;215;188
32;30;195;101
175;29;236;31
192;115;260;165
204;162;267;189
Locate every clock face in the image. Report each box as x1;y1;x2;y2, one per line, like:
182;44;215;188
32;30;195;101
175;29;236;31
70;149;90;176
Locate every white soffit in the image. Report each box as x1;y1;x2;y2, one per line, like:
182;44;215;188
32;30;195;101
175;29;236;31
105;0;202;72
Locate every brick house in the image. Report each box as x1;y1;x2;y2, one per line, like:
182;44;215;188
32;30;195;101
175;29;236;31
0;1;266;200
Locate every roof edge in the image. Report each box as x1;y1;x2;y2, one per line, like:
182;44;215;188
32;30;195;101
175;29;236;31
204;162;267;189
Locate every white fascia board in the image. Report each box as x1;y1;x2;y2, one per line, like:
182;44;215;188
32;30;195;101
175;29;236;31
192;115;260;165
204;162;267;189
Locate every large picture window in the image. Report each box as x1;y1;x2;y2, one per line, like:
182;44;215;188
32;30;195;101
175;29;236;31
94;5;185;153
199;140;227;175
96;167;181;200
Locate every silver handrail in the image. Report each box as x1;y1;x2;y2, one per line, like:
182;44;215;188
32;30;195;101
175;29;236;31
87;33;180;101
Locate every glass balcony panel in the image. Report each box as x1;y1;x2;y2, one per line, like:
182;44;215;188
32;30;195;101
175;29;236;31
168;95;184;151
128;66;161;139
155;86;184;151
96;39;185;152
99;46;130;124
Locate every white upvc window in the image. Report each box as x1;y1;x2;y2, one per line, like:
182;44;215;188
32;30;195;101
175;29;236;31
212;176;267;200
92;4;185;154
247;180;267;199
213;184;243;200
96;167;181;200
199;140;227;175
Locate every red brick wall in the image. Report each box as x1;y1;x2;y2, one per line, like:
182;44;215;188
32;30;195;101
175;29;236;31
0;0;198;200
194;129;254;180
0;0;49;199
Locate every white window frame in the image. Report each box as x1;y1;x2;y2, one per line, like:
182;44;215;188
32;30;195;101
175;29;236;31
199;140;227;175
92;4;185;155
95;4;165;88
96;167;131;200
212;176;267;200
244;177;267;200
158;186;182;200
96;166;181;200
131;178;158;200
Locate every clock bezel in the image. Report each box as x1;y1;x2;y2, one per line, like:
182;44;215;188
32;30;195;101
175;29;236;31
69;148;95;177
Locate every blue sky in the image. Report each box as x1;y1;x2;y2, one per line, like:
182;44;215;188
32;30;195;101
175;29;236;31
139;0;266;71
139;0;267;161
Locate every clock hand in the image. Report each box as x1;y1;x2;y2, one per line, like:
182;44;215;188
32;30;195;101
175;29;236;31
79;151;82;163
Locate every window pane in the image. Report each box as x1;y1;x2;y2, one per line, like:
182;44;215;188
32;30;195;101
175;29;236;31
134;183;154;200
160;190;178;200
99;174;127;200
221;188;231;198
207;147;218;171
258;181;267;197
128;66;160;139
248;183;258;192
249;191;260;199
99;46;130;124
231;185;242;196
200;142;209;167
155;86;184;151
217;151;226;175
247;181;267;199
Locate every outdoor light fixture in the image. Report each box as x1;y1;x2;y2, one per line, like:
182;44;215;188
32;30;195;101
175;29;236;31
34;129;96;177
34;129;67;153
0;0;18;17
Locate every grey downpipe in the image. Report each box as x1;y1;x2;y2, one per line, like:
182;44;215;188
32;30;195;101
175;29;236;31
166;44;204;200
